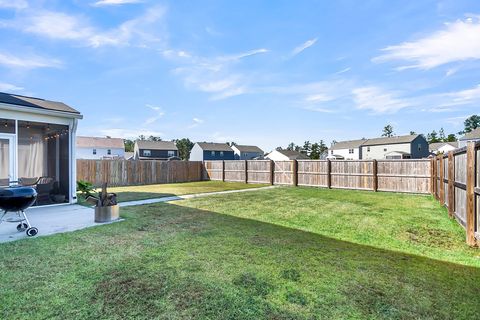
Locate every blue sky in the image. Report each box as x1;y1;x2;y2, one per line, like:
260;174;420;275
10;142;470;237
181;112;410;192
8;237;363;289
1;0;480;151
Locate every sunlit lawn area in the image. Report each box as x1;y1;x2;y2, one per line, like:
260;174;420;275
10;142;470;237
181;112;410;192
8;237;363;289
77;180;268;205
2;187;480;319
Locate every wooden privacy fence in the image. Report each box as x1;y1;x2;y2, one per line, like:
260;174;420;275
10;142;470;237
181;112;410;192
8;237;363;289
203;159;432;194
432;141;480;246
77;159;203;187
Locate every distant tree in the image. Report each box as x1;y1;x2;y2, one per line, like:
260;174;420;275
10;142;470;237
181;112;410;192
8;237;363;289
275;146;283;151
302;141;312;156
445;134;457;142
138;135;146;141
148;136;162;142
409;131;416;135
382;125;394;137
463;115;480;134
439;128;446;141
175;138;194;160
124;139;134;152
427;130;440;143
287;142;296;151
310;140;328;159
226;142;237;147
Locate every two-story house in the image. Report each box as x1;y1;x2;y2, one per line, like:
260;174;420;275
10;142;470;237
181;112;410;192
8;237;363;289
458;128;480;148
76;136;125;160
361;134;429;160
231;145;264;160
327;139;366;160
189;142;235;161
429;142;458;154
134;140;178;160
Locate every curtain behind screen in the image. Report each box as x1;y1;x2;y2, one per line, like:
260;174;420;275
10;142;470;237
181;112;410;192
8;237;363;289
18;128;47;179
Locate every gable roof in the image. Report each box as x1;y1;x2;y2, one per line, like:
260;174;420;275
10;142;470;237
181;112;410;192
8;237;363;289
77;136;124;149
232;145;264;153
276;149;309;160
459;128;480;140
196;142;233;152
362;134;422;147
330;139;367;150
428;141;458;152
0;92;80;115
136;140;178;151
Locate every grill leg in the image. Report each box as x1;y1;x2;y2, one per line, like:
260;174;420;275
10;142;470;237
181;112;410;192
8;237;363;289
20;210;31;229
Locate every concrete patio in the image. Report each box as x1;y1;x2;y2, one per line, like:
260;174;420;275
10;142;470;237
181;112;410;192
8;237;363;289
0;204;115;243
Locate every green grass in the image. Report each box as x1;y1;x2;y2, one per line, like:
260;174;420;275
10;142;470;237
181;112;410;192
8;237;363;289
2;187;480;319
77;180;267;205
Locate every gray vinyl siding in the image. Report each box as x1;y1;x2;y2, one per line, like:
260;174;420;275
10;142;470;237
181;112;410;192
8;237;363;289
410;135;429;159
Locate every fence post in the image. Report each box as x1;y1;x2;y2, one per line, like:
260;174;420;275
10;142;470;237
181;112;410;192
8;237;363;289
430;158;435;195
244;160;248;184
221;160;225;182
292;160;298;186
434;156;439;200
270;160;275;185
327;160;332;189
448;151;455;218
440;155;445;206
466;142;477;246
372;160;378;192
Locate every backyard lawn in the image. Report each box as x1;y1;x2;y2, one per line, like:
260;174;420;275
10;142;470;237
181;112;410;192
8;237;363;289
2;187;480;319
77;180;268;204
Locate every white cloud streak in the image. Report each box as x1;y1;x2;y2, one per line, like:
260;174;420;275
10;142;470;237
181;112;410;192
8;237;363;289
144;104;165;125
374;17;480;69
352;86;411;114
92;0;143;7
0;82;24;92
0;0;27;10
291;38;317;56
0;52;61;69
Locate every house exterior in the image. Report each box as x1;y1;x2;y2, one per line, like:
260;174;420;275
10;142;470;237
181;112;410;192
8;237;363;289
134;140;178;160
361;134;429;160
327;139;366;160
76;136;125;159
0;92;82;205
429;142;458;154
265;149;309;161
189;142;235;161
231;145;264;160
458;128;480;148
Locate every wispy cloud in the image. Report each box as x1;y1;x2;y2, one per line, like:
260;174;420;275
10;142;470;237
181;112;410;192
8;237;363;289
144;104;165;125
1;6;166;48
334;67;351;75
96;128;164;139
373;17;480;70
352;86;411;114
188;117;204;128
165;48;268;100
291;38;317;56
0;0;27;10
0;82;24;92
0;51;61;69
92;0;143;7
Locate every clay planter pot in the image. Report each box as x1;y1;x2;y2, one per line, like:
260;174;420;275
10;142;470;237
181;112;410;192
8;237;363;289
94;204;120;223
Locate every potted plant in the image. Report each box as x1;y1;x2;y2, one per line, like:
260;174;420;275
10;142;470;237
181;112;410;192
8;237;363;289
77;181;119;223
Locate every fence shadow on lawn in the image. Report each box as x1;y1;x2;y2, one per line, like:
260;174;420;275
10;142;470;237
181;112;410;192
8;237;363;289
2;200;480;319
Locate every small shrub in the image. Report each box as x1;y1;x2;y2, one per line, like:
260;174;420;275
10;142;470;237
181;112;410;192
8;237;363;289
77;180;95;198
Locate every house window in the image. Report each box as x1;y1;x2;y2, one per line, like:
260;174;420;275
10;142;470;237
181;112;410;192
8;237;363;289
384;148;387;152
349;149;354;154
330;150;333;155
367;147;370;152
168;150;175;157
211;151;215;156
93;148;96;155
220;151;224;157
418;143;422;151
143;150;151;156
107;149;111;155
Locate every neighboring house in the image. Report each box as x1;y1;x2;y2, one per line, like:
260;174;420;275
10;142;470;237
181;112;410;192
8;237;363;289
231;145;264;160
76;136;125;159
265;149;309;161
124;152;134;160
190;142;235;161
134;140;178;160
458;128;480;148
429;142;458;154
327;139;366;160
361;134;429;160
0;92;82;205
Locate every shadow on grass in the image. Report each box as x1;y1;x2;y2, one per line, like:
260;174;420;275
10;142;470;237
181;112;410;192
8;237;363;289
2;201;480;319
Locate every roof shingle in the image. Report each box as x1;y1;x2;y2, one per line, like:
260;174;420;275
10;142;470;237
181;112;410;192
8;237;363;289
0;92;80;115
136;140;178;150
196;142;233;152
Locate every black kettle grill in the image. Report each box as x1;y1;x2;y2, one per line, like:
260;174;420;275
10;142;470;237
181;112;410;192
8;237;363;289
0;186;38;237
